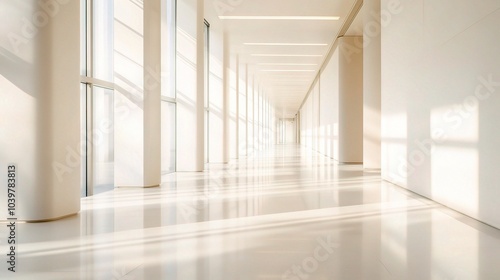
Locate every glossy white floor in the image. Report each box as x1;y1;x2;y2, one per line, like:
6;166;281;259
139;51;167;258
3;145;500;279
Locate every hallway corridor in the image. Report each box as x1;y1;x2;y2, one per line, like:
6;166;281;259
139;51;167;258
3;145;500;279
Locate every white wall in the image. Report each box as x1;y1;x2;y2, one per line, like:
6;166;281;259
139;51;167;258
312;81;320;152
300;37;363;163
302;93;313;148
320;47;340;159
381;0;500;228
285;119;296;143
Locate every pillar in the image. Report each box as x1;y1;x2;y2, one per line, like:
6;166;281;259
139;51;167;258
195;0;205;170
363;0;382;169
223;33;230;163
339;37;364;163
114;0;161;187
0;1;80;221
175;0;204;171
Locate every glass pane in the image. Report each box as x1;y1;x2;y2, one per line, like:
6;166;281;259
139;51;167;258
204;23;209;107
163;0;176;98
204;22;209;163
254;90;258;148
80;83;87;197
205;110;209;163
93;0;114;82
238;81;246;157
161;101;176;174
80;0;87;76
247;89;253;152
93;86;114;194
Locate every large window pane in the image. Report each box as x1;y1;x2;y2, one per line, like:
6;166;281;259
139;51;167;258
162;0;176;98
204;22;209;163
80;83;88;197
93;0;114;82
80;0;87;76
205;109;209;163
204;22;209;107
161;101;176;174
93;86;114;194
80;0;116;197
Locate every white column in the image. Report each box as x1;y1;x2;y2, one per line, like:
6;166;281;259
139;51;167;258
267;95;270;147
175;0;204;171
264;94;267;148
195;0;205;170
222;33;230;163
363;0;382;169
254;83;257;150
114;0;162;187
339;37;364;164
259;89;266;149
235;56;239;159
0;1;80;221
245;65;249;156
257;86;261;150
238;63;247;158
249;77;254;154
144;0;162;186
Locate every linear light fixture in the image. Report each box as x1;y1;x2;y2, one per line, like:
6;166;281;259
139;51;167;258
244;43;328;46
261;70;316;72
219;16;340;20
257;63;318;66
251;54;322;57
266;80;312;82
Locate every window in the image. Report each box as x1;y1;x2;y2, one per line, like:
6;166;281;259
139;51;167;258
81;0;115;196
161;102;176;174
161;0;177;174
204;20;210;163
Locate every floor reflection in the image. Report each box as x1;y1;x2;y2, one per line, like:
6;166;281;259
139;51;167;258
1;145;500;279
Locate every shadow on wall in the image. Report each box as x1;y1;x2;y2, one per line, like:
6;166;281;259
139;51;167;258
0;46;36;98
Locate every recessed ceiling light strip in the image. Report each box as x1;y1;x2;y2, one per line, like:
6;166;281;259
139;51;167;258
219;16;340;20
298;0;363;112
244;43;328;46
251;54;322;57
261;70;316;72
257;63;318;66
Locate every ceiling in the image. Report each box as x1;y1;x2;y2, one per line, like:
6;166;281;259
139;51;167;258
210;0;360;118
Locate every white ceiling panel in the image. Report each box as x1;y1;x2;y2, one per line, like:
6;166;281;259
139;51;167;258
208;0;359;118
